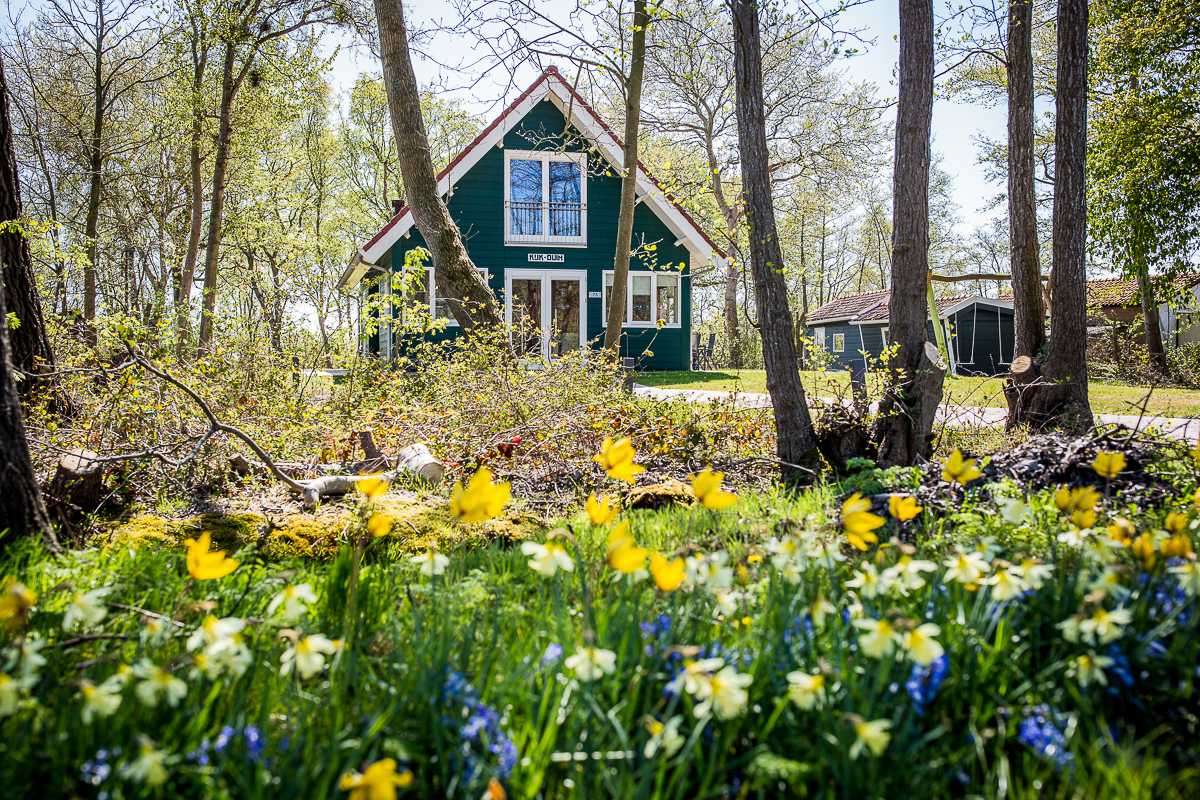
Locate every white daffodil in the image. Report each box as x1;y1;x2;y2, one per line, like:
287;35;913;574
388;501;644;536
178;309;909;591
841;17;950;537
996;496;1029;524
982;567;1026;601
563;646;617;682
1015;560;1054;590
1067;652;1114;687
280;634;339;680
266;583;318;621
713;590;741;618
943;551;990;585
1058;527;1095;548
127;738;168;786
903;623;945;665
0;673;29;717
1170;561;1200;596
687;552;734;589
1057;615;1083;644
410;549;450;577
79;678;122;724
853;618;902;659
1088;569;1131;600
807;540;846;564
669;657;726;699
844;563;882;599
693;665;752;720
810;596;836;628
62;587;111;631
850;718;892;759
133;661;188;708
765;535;806;570
644;716;685;758
186;615;246;653
785;671;826;710
14;637;46;682
1078;607;1132;645
888;555;938;592
520;541;574;577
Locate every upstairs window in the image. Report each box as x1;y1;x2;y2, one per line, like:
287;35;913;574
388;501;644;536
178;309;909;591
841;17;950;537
505;150;587;245
401;267;489;326
603;271;681;328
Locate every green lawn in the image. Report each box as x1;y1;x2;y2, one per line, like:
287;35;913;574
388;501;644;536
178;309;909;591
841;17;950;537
637;369;1200;418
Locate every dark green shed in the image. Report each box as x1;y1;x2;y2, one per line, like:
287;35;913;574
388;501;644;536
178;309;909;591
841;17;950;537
338;67;724;371
804;291;1015;377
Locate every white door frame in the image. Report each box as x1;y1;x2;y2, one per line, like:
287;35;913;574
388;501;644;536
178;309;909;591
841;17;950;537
504;269;588;360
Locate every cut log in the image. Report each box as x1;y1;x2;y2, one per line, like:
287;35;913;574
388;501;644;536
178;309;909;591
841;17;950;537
297;443;444;510
46;449;104;515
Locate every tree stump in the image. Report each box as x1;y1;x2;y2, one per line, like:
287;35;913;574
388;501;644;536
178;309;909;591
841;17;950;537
395;443;443;484
47;449;105;516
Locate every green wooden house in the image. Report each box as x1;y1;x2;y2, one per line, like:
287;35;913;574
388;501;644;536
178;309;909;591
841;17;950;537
338;67;724;370
804;290;1015;376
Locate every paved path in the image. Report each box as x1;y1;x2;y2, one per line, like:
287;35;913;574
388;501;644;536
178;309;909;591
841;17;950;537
633;385;1200;443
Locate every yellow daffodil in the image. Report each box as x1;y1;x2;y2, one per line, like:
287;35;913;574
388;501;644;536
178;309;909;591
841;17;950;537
888;495;922;522
183;532;239;581
842;493;885;551
339;758;414;800
484;778;507;800
358;475;389;500
690;468;737;509
366;513;394;538
585;494;618;525
1091;451;1126;479
649;553;685;591
1107;518;1136;546
1071;508;1097;530
606;522;649;574
0;579;36;631
594;436;645;483
1162;534;1194;559
1165;511;1190;535
1132;533;1157;569
942;450;982;485
449;467;510;523
1054;485;1101;514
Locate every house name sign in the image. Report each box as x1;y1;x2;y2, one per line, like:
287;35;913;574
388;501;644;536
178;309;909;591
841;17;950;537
527;253;565;263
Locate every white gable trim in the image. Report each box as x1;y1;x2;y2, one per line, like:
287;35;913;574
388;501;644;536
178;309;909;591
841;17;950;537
940;296;1014;318
351;75;723;283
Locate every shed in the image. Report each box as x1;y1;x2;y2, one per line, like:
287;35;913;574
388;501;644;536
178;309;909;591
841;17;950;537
804;291;1015;376
337;67;725;371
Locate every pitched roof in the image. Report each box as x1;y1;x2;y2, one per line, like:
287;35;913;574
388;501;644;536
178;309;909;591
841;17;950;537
806;290;889;323
1086;275;1200;307
853;294;979;322
339;66;725;289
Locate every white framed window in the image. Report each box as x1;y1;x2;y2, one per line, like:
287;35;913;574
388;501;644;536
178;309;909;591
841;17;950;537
602;271;681;328
833;333;845;352
400;267;489;326
504;149;587;246
814;327;826;349
881;326;889;342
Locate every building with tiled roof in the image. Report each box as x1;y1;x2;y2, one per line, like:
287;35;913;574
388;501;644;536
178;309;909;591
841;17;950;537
804;291;1015;376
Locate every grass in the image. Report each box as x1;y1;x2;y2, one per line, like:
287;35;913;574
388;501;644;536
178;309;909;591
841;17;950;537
3;468;1200;798
637;370;1200;418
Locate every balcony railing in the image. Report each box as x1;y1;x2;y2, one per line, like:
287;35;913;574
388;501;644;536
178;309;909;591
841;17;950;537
505;200;586;245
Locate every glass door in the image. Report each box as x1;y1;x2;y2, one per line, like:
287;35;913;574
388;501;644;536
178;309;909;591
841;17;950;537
505;270;587;361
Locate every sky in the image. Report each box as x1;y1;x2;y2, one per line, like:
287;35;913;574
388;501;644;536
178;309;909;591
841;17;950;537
324;0;1014;237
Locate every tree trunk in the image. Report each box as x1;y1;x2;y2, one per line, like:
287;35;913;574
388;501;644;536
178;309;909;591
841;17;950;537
197;41;238;351
872;0;945;467
177;33;208;359
731;0;818;476
1007;0;1045;359
0;58;56;399
373;0;499;331
0;61;56;550
603;0;649;353
1009;0;1093;429
1137;262;1167;371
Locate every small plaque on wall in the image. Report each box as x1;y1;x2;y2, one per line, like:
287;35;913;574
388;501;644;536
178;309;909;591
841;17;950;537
588;291;602;299
528;253;565;263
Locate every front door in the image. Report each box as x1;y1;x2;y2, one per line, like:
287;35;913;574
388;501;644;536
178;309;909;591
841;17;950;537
505;269;587;361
